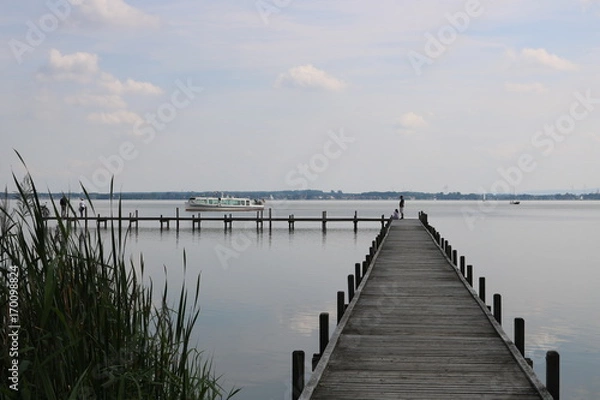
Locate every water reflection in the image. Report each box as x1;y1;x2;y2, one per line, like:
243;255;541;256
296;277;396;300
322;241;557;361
47;200;600;399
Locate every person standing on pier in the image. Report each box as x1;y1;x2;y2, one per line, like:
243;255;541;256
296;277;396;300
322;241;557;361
60;195;68;217
78;198;86;218
399;195;405;219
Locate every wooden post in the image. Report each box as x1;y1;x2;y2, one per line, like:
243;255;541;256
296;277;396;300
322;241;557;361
311;313;329;371
135;210;138;229
292;350;305;400
347;275;355;301
380;214;384;229
223;214;228;231
311;353;319;371
546;351;560;400
353;210;358;232
355;263;361;287
337;291;345;324
514;318;525;357
84;207;88;230
319;312;329;355
452;250;457;266
460;256;465;276
362;260;368;276
176;207;180;231
322;211;327;232
493;293;502;325
192;213;201;231
479;277;486;303
466;265;473;286
268;208;272;231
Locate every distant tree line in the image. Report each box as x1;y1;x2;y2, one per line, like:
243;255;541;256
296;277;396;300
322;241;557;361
21;189;600;201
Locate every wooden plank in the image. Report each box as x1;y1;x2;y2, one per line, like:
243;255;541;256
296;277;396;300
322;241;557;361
300;219;553;400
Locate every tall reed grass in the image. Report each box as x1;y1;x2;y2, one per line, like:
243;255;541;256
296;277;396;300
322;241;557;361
0;173;239;399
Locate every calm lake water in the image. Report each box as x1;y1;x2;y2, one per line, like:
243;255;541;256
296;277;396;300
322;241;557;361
86;199;599;400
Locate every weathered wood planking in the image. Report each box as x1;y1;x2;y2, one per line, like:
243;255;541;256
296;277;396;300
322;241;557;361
300;219;552;399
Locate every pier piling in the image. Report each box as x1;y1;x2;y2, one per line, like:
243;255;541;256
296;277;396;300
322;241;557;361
493;293;502;325
347;275;355;302
479;277;486;303
515;317;525;357
354;263;361;287
546;351;560;400
466;264;473;286
292;350;305;400
337;291;345;324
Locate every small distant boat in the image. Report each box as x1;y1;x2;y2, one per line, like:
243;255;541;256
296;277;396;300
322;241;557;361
185;196;265;212
510;200;521;205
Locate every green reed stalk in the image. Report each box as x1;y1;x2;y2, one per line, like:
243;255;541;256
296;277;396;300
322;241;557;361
0;172;239;399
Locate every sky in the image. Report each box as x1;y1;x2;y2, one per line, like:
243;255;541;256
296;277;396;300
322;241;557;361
1;0;600;194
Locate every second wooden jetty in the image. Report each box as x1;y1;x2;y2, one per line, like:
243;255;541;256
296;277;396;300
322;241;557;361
44;208;387;232
297;217;554;399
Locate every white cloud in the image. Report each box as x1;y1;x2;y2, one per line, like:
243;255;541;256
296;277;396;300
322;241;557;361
521;48;579;71
75;0;160;28
504;82;548;94
274;64;346;91
65;94;127;108
38;49;99;82
36;49;162;132
87;110;143;125
100;73;163;95
398;112;428;129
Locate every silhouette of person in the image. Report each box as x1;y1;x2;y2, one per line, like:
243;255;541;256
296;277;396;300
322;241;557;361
78;198;86;218
60;195;68;217
399;196;405;219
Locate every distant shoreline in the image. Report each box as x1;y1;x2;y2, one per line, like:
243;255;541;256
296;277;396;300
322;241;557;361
24;190;600;201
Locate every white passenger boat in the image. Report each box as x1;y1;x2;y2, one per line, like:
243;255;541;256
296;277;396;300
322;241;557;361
185;196;265;212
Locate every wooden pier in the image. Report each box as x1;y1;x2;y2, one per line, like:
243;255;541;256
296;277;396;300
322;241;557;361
44;209;388;232
295;216;556;399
